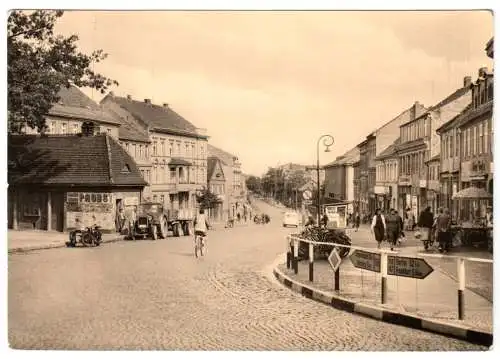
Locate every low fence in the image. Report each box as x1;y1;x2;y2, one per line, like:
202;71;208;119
285;233;493;321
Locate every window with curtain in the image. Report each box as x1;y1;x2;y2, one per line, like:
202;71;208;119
455;131;460;157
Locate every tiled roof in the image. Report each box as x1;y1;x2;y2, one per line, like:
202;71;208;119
117;122;150;143
375;138;400;161
207;144;237;165
101;94;206;138
8;134;147;187
324;146;360;168
436;103;473;134
429;86;470;111
49;86;121;125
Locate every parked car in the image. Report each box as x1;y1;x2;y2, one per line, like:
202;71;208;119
283;211;300;227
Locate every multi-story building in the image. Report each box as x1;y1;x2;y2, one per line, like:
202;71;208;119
374;138;400;211
357;138;369;214
207;156;227;222
396;78;472;218
207;144;246;219
425;155;441;214
323;146;359;213
101;94;208;217
373;102;427;211
457;66;493;220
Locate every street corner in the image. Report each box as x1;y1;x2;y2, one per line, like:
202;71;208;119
272;257;493;347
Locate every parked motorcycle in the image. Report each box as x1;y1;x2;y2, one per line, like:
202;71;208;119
66;224;102;247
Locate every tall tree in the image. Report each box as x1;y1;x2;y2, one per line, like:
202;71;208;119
8;10;118;133
196;188;221;210
245;175;262;194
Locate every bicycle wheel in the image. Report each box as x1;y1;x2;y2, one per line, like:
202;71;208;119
194;237;198;258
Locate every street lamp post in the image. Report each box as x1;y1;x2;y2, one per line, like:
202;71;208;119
316;135;334;226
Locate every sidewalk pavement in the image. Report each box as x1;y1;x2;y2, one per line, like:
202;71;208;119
8;230;123;254
276;226;493;345
349;225;493;303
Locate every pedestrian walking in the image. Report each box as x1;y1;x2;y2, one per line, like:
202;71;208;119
417;206;434;244
354;211;360;232
435;208;452;252
370;208;386;249
385;209;401;251
394;210;404;244
128;205;137;236
321;213;329;228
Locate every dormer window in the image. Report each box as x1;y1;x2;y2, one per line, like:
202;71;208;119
121;164;131;173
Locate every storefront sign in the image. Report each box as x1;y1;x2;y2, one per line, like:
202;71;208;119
398;175;411;186
124;197;139;206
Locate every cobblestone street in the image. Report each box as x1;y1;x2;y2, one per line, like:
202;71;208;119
8;201;486;350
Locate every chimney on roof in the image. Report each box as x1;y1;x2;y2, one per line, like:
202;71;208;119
144;98;151;104
126;94;132;100
463;76;472;88
163;103;169;108
478;67;489;78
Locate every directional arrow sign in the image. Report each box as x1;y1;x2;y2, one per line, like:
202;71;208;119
387;255;434;279
302;190;312;200
328;247;342;272
349;250;381;273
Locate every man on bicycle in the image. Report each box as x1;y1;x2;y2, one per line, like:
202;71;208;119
194;208;210;249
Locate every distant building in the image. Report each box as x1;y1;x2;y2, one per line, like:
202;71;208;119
207;144;245;219
8;131;146;232
396;78;472;218
374;138;400;211
323;146;360;213
207;156;227;222
101;94;208;221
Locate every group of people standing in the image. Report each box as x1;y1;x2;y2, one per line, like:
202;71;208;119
370;206;454;252
417;206;452;253
370;208;405;250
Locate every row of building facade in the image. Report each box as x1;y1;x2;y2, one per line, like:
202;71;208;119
323;37;494;221
9;86;247;232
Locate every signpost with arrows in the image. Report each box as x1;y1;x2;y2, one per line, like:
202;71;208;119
387;255;434;279
349;250;381;273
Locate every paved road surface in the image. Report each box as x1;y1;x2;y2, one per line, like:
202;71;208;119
8;201;485;350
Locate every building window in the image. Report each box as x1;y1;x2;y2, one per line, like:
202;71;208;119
133;144;137;158
170;167;176;183
177;142;181;156
450;133;454;158
192;144;195;158
484;120;489;154
455;131;460;157
169;141;173;156
107;128;112;135
49;121;56;134
479;123;483;154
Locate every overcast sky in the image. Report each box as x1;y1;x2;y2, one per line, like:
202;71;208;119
54;10;493;176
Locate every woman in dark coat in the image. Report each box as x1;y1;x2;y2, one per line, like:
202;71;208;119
370;208;386;249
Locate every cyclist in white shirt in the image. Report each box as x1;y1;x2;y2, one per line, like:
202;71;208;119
194;208;210;244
